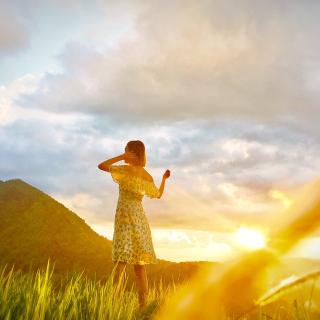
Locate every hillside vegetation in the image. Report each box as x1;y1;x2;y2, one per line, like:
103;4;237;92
0;179;212;284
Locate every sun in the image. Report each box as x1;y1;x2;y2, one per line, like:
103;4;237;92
235;227;266;250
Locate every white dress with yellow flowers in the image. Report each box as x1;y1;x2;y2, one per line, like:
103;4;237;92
109;164;160;265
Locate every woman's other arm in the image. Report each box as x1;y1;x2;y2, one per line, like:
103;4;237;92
157;169;170;198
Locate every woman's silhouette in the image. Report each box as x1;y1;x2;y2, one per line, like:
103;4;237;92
98;140;170;310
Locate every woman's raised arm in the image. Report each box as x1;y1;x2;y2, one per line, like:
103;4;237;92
97;154;124;172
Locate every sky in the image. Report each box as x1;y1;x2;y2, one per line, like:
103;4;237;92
1;0;320;262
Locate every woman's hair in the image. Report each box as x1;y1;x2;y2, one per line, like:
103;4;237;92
125;140;146;167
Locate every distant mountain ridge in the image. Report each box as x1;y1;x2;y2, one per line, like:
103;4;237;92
0;178;213;283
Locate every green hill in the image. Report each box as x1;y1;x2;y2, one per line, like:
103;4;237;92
0;179;215;283
0;179;113;278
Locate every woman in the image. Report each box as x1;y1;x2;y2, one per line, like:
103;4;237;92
98;140;170;310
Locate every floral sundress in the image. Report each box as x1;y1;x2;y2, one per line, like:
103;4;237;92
109;164;160;265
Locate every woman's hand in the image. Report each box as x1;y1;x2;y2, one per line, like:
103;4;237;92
122;150;138;163
163;169;171;179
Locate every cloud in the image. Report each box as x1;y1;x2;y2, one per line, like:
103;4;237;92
1;75;319;231
0;73;41;124
1;1;320;238
14;0;319;137
0;2;29;57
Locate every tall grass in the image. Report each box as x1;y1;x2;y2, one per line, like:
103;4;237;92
0;261;319;319
257;270;320;307
244;271;320;320
0;262;174;320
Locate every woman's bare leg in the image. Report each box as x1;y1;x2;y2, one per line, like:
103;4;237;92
134;264;148;310
113;261;127;284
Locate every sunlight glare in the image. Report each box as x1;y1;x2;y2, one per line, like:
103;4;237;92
235;227;266;250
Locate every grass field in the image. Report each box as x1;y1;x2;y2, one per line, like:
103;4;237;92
0;262;319;320
0;261;176;320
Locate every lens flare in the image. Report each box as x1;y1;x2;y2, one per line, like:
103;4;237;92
270;190;292;209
